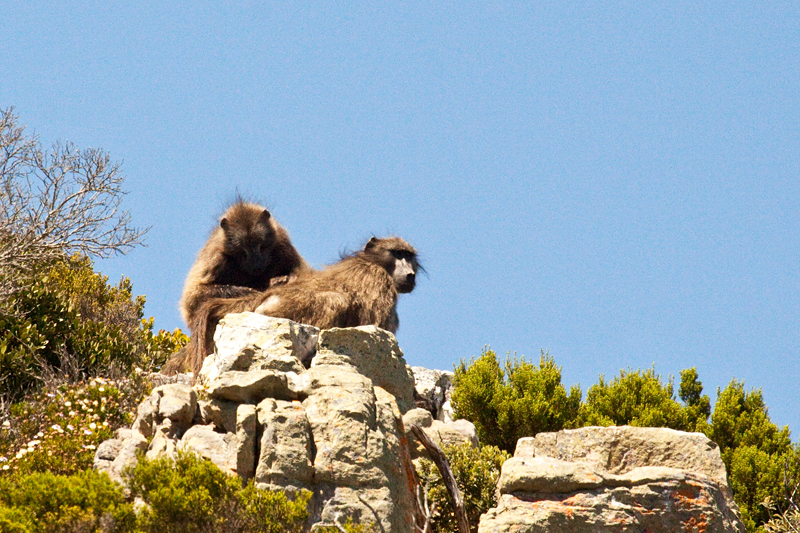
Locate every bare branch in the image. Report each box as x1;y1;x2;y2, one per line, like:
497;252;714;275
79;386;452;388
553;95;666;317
0;107;148;305
409;424;470;533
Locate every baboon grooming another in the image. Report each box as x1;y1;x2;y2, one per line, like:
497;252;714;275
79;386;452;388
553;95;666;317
173;236;420;376
163;201;309;376
178;201;309;326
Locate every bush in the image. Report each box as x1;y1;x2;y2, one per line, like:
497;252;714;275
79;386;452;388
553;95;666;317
417;442;510;533
127;451;310;533
0;469;135;532
678;367;711;432
578;367;690;429
0;255;186;401
707;380;798;532
451;350;581;453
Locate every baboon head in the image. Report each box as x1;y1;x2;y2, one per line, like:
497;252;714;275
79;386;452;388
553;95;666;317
220;205;277;276
364;236;419;293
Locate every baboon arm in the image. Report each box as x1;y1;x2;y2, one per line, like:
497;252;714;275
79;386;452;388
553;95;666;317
197;284;261;300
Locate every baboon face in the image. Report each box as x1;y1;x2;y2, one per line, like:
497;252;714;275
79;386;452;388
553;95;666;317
365;237;418;293
391;248;417;293
220;209;276;275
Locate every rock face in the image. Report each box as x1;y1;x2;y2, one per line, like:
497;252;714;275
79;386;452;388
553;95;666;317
411;366;454;422
478;426;746;533
95;313;419;532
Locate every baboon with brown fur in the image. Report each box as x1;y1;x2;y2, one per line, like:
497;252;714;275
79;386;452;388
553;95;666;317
178;200;309;325
166;236;420;376
163;201;309;375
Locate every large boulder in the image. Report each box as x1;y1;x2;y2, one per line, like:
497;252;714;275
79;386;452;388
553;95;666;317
95;314;419;533
478;426;746;533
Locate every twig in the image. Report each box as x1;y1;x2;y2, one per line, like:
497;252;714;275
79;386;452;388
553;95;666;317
409;424;470;533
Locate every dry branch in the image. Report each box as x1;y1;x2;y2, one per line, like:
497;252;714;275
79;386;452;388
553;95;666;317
409;423;470;533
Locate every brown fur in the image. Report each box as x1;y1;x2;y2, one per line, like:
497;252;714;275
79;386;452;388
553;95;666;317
169;236;419;377
163;201;309;375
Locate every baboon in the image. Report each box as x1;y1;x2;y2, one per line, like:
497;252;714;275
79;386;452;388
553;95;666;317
163;201;309;375
178;201;309;326
170;236;420;376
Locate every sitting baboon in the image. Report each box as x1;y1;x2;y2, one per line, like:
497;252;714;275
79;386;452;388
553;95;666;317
163;201;309;375
167;236;420;376
178;200;309;326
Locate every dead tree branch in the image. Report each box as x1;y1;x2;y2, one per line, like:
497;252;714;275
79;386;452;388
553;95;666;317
409;423;470;533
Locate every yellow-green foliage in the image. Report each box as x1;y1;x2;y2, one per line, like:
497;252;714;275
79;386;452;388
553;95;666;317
417;442;509;533
578;367;688;429
0;469;135;532
452;350;581;453
707;380;799;533
0;255;186;401
127;451;310;533
0;452;313;532
0;378;145;476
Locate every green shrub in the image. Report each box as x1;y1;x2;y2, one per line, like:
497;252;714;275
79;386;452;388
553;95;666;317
451;349;581;453
678;367;711;432
0;469;135;532
417;442;510;533
127;451;310;533
707;380;798;532
0;255;185;401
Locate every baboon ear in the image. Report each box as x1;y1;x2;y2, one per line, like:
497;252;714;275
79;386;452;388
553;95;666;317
259;209;271;223
365;237;379;251
220;217;230;231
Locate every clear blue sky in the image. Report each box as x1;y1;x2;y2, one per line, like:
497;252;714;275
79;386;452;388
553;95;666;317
2;2;798;433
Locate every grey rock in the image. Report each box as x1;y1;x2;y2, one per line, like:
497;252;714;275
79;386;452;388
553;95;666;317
198;399;239;433
148;372;193;388
315;326;416;413
403;409;478;459
411;367;454;422
93;438;124;474
99;318;422;532
131;390;160;439
205;369;300;403
114;428;134;441
303;364;417;530
478;426;745;533
95;438;124;462
517;425;729;483
403;407;433;430
256;398;313;489
179;425;236;475
199;313;318;383
146;419;179;460
235;404;258;481
156;383;197;432
101;432;148;483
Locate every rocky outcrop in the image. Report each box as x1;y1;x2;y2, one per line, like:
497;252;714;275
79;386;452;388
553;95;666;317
411;366;454;422
95;313;419;532
478;426;745;533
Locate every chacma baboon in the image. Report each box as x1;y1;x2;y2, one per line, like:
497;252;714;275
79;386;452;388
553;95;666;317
163;201;309;375
171;236;420;376
178;200;309;326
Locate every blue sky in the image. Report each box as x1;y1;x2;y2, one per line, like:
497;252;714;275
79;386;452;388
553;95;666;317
2;2;799;433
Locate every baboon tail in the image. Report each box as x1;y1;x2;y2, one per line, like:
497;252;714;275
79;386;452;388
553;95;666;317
190;293;265;377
